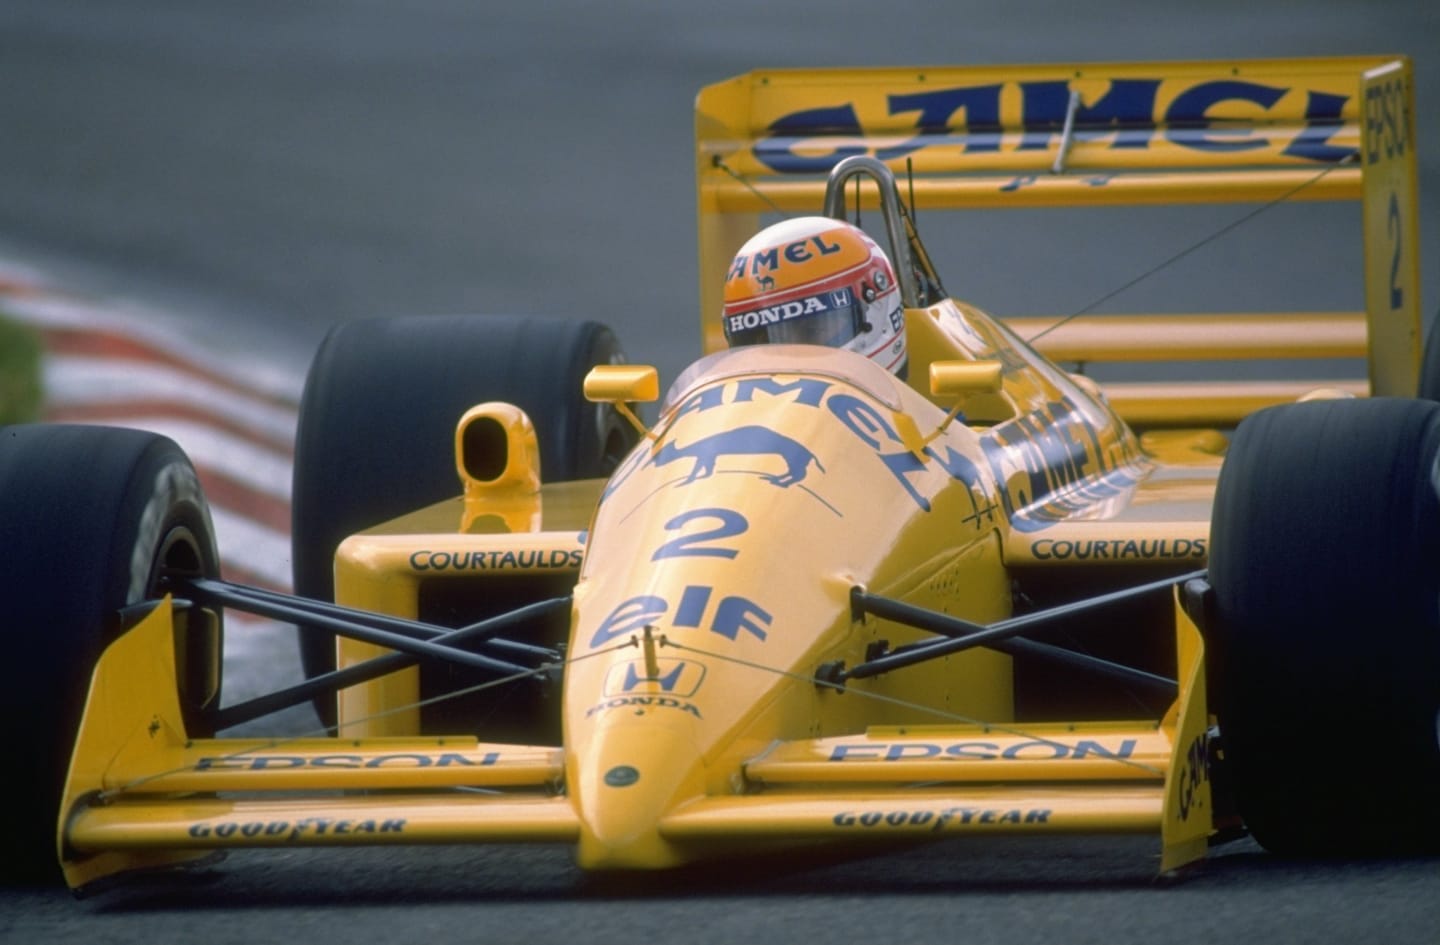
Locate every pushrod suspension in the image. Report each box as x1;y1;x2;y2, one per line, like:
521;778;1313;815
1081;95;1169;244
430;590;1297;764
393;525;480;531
845;569;1204;696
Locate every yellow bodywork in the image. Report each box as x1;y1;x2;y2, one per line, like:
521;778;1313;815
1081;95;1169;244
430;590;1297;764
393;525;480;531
55;55;1420;890
61;584;1207;884
59;335;1212;887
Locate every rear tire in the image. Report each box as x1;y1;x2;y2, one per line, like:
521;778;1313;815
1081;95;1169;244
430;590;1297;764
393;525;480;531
1209;398;1440;854
291;315;636;726
1420;307;1440;400
0;425;221;882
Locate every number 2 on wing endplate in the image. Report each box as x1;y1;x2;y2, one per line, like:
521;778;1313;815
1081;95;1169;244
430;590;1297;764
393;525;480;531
1388;191;1404;310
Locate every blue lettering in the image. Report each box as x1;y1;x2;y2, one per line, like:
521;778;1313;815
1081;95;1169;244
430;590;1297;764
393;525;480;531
981;426;1048;514
711;595;772;642
590;595;667;647
251;756;304;770
751;247;780;275
783;240;812;264
1072;739;1137;760
754;78;1359;172
1018;79;1162;150
673;584;711;627
828;394;928;504
827;393;895;451
885;743;941;761
1283;90;1354;162
829;743;885;761
879;84;1004;159
1164;80;1286;152
923;442;985;491
733;376;832;407
755;104;867;173
1365;77;1410;164
1002;741;1068;760
945;741;999;760
365;754;432;768
670;386;728;424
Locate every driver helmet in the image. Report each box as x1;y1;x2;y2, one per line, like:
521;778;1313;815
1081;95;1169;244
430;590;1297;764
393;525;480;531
722;216;907;378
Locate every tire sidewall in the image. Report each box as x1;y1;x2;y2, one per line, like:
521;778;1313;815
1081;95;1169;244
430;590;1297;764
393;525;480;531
0;424;220;882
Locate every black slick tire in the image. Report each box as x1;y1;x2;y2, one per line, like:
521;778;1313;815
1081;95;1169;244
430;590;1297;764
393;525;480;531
0;425;221;883
291;314;636;725
1209;398;1440;854
1419;307;1440;400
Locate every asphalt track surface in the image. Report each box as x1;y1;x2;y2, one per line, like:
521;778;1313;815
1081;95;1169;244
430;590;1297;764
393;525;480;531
3;2;1440;942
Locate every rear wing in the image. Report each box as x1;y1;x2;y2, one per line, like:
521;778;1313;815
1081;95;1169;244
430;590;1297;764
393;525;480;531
695;57;1422;419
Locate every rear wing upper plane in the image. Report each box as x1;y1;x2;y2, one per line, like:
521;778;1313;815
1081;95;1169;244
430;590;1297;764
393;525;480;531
694;57;1421;420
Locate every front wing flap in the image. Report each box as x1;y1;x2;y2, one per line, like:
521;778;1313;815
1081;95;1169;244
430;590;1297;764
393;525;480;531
60;591;1211;888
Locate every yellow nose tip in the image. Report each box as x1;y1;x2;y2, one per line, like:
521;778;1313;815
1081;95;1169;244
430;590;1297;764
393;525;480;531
572;723;704;870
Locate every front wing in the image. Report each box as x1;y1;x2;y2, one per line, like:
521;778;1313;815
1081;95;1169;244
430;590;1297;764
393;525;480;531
58;593;1211;889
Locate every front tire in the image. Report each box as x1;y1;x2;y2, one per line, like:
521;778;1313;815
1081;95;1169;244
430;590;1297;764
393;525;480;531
0;425;221;882
1209;398;1440;854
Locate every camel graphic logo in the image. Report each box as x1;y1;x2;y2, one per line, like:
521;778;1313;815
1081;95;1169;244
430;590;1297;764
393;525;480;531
650;425;824;487
603;658;707;697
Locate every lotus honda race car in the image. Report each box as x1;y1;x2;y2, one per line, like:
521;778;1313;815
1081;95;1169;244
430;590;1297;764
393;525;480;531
3;55;1437;892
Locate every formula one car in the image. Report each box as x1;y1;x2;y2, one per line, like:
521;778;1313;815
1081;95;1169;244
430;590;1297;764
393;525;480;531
3;55;1437;891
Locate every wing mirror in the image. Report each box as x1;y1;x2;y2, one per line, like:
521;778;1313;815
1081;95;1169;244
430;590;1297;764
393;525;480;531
924;360;1004;443
584;364;659;441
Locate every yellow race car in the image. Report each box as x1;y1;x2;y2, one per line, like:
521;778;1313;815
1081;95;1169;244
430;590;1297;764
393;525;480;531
3;55;1435;892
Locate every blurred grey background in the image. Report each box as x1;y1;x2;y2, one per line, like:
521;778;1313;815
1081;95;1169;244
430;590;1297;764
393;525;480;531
0;0;1435;388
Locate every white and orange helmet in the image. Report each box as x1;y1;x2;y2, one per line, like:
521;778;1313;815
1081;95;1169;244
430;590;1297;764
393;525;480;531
722;217;908;378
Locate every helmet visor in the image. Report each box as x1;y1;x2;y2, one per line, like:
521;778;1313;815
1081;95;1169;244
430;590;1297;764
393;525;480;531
724;288;863;348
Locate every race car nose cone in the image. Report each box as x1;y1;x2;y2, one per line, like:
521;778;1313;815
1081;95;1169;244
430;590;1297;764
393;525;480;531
572;724;705;870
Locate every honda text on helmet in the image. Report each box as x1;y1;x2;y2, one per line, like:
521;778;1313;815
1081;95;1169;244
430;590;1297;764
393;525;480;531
722;217;908;379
